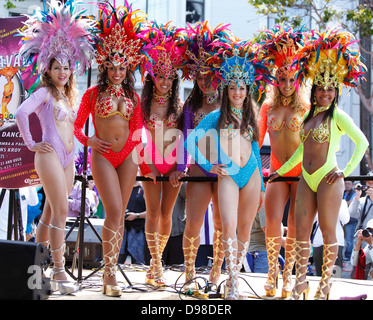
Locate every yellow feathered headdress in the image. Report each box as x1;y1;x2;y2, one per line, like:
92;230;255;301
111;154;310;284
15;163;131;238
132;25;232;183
292;27;366;92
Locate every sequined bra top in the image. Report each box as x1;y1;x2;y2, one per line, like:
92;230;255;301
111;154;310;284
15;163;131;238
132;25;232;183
95;94;134;121
300;121;330;144
267;114;303;132
145;112;178;130
55;100;77;123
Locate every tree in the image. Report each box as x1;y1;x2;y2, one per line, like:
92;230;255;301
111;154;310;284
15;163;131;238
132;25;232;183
4;0;25;10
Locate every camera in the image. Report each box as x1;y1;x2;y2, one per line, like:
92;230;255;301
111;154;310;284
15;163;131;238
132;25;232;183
356;185;370;191
362;229;373;238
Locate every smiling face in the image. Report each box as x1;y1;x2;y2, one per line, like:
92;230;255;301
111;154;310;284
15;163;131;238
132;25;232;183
107;63;127;85
278;74;296;97
227;81;247;108
47;60;72;91
154;74;173;96
314;85;336;107
196;73;215;95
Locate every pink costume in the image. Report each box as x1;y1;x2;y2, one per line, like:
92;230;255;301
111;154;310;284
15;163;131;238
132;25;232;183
16;87;75;169
143;113;180;175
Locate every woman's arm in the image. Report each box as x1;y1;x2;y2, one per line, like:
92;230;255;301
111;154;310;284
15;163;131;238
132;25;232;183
185;110;220;174
252;140;265;191
131;95;151;175
336;109;369;177
176;105;193;173
74;87;96;146
258;102;269;150
15;87;48;150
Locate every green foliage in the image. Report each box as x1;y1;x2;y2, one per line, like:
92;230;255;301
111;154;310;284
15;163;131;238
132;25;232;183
248;0;373;37
346;4;373;37
4;0;25;10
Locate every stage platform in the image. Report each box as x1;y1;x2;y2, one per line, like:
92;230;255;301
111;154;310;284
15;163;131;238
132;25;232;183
47;264;372;301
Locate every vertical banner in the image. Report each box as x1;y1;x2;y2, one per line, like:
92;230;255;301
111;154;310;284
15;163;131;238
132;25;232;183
0;16;42;189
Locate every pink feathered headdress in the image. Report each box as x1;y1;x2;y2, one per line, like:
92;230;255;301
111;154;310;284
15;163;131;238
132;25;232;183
18;0;96;76
142;21;186;79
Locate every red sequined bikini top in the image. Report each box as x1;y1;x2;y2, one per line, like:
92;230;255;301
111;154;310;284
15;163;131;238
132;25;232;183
95;95;134;120
95;84;134;120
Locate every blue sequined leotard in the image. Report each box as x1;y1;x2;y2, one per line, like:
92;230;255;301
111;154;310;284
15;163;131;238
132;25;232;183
185;109;265;190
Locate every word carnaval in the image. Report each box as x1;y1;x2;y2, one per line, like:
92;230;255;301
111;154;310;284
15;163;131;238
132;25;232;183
140;303;232;317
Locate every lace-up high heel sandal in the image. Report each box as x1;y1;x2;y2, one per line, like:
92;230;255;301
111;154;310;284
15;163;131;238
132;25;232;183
287;240;310;300
38;219;50;248
49;223;79;295
282;237;296;298
264;236;281;297
222;237;240;300
153;233;169;289
145;231;157;285
102;225;122;297
314;242;338;300
183;234;200;292
209;230;224;285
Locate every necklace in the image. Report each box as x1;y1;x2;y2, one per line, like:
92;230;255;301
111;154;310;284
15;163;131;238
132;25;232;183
107;83;124;98
313;104;332;117
281;95;293;106
153;92;170;106
203;91;219;104
231;105;243;119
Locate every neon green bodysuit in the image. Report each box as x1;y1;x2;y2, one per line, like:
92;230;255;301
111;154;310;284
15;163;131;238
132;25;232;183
277;107;369;192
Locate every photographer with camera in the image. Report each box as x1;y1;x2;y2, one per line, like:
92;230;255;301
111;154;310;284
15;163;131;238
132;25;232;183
350;219;373;280
349;171;373;237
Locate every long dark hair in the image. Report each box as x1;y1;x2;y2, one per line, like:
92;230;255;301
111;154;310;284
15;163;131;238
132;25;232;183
177;80;222;130
140;73;182;121
97;64;136;102
218;85;259;142
303;84;339;124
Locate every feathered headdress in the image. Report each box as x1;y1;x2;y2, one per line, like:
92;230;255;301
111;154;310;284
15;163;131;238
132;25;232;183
209;39;274;99
95;1;153;73
143;21;185;79
180;21;233;89
18;0;96;76
292;27;366;91
259;24;307;79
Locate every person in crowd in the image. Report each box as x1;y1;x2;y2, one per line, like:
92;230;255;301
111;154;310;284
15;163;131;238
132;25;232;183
268;28;369;300
343;180;357;261
119;179;147;265
312;199;350;277
258;25;309;298
162;182;187;266
186;39;272;299
74;3;152;296
139;23;185;288
350;219;373;280
349;171;373;241
169;22;233;289
15;0;95;294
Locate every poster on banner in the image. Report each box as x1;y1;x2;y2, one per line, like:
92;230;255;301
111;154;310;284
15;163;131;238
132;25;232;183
0;16;42;189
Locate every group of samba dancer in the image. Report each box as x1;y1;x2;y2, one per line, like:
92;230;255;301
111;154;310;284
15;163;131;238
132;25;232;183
15;0;368;300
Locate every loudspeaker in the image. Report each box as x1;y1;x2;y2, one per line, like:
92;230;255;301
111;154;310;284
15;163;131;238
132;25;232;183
65;218;104;268
0;240;52;300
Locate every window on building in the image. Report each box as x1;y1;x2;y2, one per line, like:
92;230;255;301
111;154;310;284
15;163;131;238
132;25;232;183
186;0;204;24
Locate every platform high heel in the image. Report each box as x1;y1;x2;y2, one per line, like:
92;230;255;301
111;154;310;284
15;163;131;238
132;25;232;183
286;240;311;300
264;236;281;297
314;243;338;300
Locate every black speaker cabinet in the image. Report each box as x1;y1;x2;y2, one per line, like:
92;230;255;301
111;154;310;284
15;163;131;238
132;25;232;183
0;240;52;300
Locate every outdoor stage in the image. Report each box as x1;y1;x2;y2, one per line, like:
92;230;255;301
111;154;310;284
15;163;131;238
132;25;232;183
48;264;372;301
